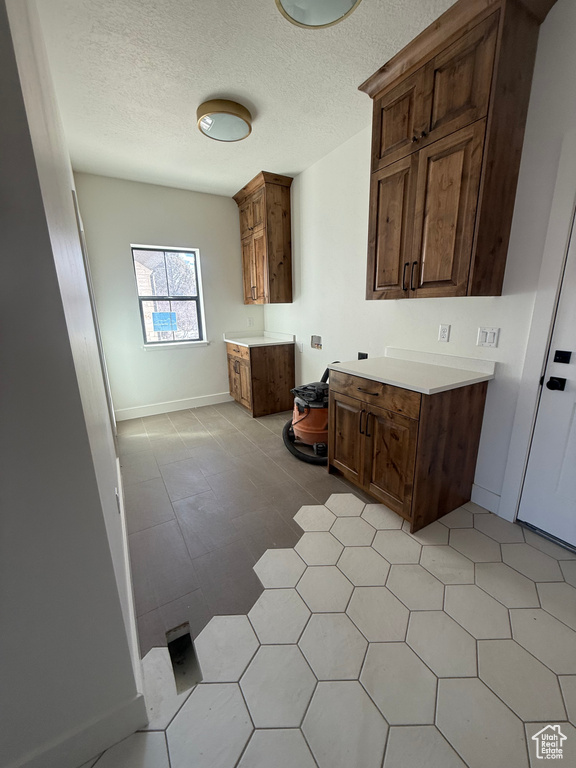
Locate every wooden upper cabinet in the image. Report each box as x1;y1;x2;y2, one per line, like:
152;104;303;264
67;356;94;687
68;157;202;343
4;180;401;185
372;69;432;171
372;14;497;172
241;232;268;304
241;238;254;304
368;121;485;299
428;14;497;140
361;0;551;299
238;191;265;238
250;189;265;232
367;155;418;299
239;201;252;240
252;230;268;303
234;172;293;304
412;120;486;298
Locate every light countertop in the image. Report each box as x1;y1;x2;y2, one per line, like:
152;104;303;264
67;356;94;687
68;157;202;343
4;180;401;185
223;331;295;348
330;351;495;395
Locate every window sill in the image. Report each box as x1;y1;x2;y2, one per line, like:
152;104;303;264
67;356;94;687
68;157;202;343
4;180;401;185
143;340;210;350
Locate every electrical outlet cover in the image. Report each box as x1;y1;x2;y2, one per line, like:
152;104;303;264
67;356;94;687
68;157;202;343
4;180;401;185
438;324;450;342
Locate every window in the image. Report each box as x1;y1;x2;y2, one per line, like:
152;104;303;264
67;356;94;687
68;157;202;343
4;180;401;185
131;246;206;345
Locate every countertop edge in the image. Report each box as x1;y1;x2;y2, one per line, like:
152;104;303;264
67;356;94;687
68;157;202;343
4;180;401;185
329;362;495;395
223;336;295;348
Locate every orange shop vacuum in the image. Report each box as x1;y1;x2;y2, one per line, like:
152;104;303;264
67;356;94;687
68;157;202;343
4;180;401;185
282;365;338;466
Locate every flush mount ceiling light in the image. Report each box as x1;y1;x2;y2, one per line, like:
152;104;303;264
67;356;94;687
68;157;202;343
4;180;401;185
275;0;363;28
196;99;252;142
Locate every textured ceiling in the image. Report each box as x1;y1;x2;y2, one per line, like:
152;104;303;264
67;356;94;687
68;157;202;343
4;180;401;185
36;0;453;196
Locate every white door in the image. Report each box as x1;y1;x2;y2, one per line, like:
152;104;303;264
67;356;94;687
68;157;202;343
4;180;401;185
72;190;118;445
518;213;576;547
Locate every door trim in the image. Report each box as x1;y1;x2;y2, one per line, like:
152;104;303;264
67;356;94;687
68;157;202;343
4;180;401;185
499;131;576;522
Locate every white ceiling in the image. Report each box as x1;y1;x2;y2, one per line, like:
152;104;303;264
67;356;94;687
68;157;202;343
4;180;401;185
36;0;453;197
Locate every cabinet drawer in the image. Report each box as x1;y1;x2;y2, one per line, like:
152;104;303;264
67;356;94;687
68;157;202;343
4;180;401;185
329;371;421;420
226;342;250;360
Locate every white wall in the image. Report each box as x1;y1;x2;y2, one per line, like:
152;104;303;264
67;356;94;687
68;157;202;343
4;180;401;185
500;0;576;519
1;2;144;767
75;173;265;420
264;0;573;508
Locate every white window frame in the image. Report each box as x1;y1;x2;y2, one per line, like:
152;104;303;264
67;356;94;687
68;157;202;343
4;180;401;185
130;243;208;348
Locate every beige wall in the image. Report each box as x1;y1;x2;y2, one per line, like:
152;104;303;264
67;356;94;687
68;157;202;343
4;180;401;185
75;173;265;419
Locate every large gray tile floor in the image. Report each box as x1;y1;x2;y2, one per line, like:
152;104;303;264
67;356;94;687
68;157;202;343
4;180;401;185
83;480;576;768
119;401;371;657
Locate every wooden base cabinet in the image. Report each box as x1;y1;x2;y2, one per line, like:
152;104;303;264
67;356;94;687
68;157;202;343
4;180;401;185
328;371;488;532
226;342;295;418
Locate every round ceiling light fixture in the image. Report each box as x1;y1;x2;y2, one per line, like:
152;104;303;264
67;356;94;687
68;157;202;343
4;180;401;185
196;99;252;142
275;0;363;28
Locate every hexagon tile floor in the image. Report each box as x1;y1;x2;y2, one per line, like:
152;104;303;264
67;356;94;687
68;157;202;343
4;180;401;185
82;494;576;768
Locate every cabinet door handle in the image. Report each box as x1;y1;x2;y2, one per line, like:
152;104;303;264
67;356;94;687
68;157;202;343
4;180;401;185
410;261;418;291
357;387;379;397
412;135;418;143
251;286;256;300
365;412;372;438
420;130;428;138
402;261;409;291
359;409;365;435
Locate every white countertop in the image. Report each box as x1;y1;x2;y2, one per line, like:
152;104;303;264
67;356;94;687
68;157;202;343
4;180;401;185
223;331;295;348
330;351;495;395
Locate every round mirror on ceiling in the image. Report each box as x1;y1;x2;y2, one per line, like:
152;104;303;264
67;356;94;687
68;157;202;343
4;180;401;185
196;100;252;142
275;0;363;28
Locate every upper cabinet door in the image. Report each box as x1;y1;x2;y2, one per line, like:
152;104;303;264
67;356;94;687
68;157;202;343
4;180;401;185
239;201;252;240
250;189;265;232
241;238;255;304
411;120;486;299
252;230;268;304
367;154;418;300
428;13;498;141
372;68;432;171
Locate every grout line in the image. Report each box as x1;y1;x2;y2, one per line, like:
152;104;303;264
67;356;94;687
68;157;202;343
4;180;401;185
231;730;253;768
300;724;322;768
164;730;173;768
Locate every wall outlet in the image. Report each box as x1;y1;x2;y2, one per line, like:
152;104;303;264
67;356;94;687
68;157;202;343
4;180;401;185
358;352;368;360
477;327;500;347
438;324;451;342
246;316;255;328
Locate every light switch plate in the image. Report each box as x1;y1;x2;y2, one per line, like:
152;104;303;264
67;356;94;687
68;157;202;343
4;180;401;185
477;327;500;347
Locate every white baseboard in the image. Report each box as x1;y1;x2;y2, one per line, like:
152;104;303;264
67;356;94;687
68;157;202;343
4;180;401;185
471;484;501;514
11;694;147;768
115;392;233;421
